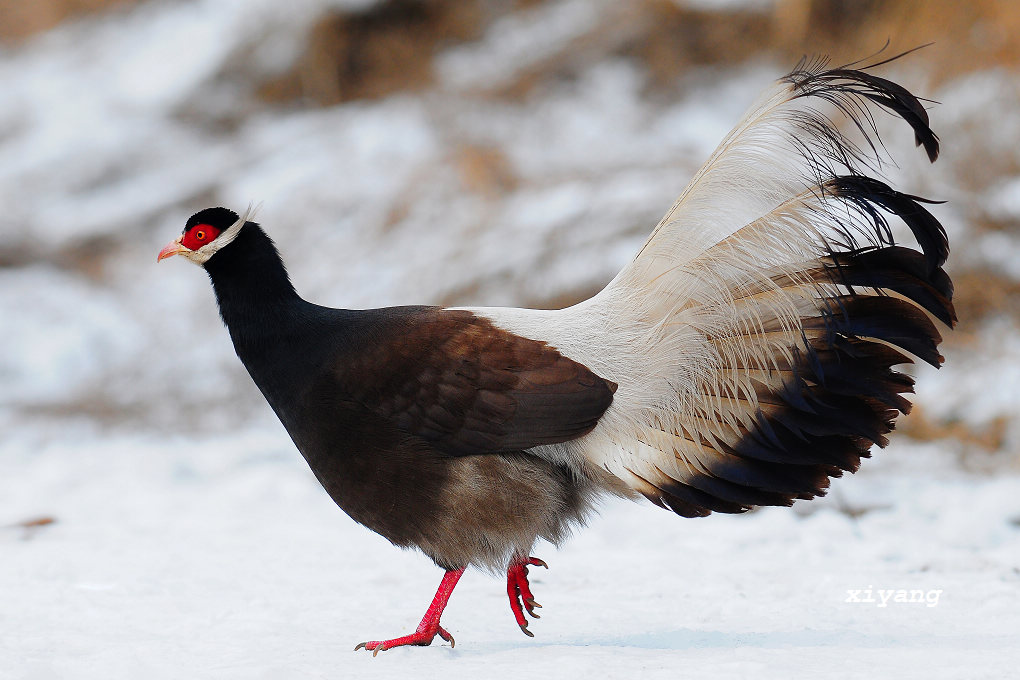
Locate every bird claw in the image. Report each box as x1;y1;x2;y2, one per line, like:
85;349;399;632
356;641;396;657
354;641;389;657
436;626;456;648
354;623;455;656
355;640;389;656
507;555;547;634
354;568;462;655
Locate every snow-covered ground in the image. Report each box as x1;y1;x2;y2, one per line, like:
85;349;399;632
4;428;1019;679
2;1;1020;678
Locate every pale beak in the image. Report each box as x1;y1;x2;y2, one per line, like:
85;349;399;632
157;236;186;262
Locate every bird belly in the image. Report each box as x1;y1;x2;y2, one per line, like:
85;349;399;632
415;451;595;573
282;399;591;572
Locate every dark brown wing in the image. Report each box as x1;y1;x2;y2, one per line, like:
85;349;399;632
340;307;616;456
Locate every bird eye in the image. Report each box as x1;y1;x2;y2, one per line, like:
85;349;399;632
196;230;206;241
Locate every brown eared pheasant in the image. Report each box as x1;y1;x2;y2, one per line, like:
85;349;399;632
158;52;955;654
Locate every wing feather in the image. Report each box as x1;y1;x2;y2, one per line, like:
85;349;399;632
342;307;616;457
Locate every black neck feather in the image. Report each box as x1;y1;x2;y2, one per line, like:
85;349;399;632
204;222;301;336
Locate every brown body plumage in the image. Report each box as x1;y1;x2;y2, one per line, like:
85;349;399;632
288;307;614;571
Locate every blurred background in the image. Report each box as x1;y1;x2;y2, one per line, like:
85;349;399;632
0;0;1017;453
1;2;1019;675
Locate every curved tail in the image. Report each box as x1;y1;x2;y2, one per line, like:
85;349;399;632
470;52;955;517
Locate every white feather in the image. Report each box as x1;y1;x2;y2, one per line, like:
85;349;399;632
458;65;928;498
182;203;259;265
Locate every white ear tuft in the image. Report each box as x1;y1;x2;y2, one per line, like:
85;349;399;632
183;203;259;265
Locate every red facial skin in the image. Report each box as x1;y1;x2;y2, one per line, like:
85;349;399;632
181;223;221;251
157;223;225;262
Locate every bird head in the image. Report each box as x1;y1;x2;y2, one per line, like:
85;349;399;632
157;206;252;265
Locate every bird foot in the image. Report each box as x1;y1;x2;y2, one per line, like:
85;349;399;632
355;568;463;656
355;623;455;656
507;556;547;637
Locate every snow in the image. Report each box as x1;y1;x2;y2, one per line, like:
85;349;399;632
916;316;1020;430
2;0;1019;677
437;0;604;92
4;430;1019;679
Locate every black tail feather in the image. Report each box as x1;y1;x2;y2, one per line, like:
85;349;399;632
827;247;956;326
808;296;945;367
786;57;940;163
643;53;953;520
828;175;949;273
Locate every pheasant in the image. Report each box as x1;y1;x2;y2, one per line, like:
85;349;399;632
158;53;954;653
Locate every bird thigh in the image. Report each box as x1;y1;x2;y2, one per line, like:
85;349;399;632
417;453;587;572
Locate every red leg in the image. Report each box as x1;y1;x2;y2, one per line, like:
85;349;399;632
355;568;464;656
506;556;548;637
